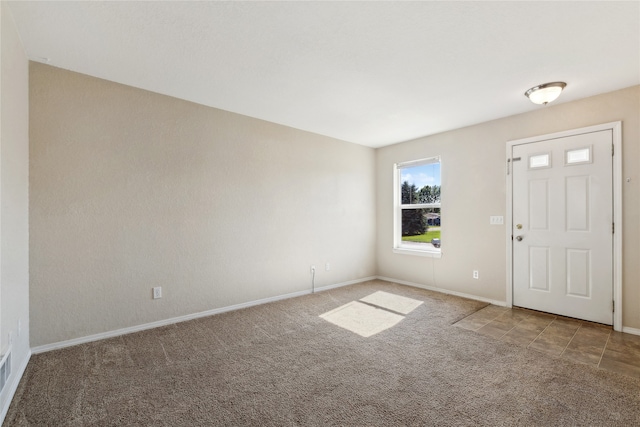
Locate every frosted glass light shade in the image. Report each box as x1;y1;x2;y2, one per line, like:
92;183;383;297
525;82;567;105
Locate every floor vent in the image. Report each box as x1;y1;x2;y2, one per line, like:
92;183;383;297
0;349;12;394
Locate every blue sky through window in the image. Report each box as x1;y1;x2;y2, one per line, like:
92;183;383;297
400;163;441;188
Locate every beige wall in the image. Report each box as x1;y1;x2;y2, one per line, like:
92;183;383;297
29;63;376;347
28;61;640;347
376;85;640;328
0;1;30;416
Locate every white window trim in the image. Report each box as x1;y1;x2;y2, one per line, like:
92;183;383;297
393;156;442;258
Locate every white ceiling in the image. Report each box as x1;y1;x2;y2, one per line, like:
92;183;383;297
7;1;640;148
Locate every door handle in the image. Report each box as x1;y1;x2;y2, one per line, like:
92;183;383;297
515;235;523;241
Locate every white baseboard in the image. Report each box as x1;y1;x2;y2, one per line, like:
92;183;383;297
622;327;640;336
31;276;377;355
376;276;507;307
0;349;31;426
314;276;377;293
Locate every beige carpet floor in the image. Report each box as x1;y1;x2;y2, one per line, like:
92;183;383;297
5;280;640;426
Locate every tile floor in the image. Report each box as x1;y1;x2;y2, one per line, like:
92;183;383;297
454;305;640;378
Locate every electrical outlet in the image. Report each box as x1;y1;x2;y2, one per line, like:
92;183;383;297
153;287;162;299
473;270;479;279
325;262;330;271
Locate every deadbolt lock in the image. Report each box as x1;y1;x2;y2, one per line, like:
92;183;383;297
516;224;523;229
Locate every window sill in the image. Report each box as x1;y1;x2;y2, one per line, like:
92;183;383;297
393;247;442;258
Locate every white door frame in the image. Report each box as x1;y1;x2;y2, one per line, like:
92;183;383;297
506;121;622;331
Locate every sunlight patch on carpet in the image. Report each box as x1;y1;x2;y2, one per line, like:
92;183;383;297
319;301;404;337
359;291;423;315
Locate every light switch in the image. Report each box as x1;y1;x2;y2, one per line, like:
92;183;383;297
490;216;504;225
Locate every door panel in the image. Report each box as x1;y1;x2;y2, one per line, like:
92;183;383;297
512;130;613;325
566;176;590;231
566;248;590;297
529;247;550;291
529;180;549;230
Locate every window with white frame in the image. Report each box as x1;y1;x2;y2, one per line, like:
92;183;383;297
393;157;441;256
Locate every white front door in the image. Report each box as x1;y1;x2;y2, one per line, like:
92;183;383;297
512;130;613;325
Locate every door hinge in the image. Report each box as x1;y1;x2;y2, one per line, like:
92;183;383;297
612;300;615;313
612;222;615;234
612;145;614;156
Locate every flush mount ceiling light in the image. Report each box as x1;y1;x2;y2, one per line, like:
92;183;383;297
524;82;567;105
